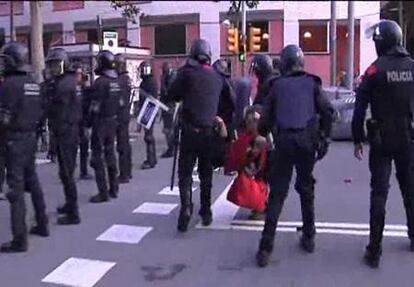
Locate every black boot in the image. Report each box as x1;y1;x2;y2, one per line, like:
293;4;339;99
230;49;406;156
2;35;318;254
256;236;274;268
364;245;381;268
177;204;193;232
199;206;213;226
57;203;71;215
30;224;50;237
300;235;315;253
57;213;81;225
141;160;156;170
89;193;109;203
0;237;28;253
411;240;414;252
79;173;93;180
161;149;173;159
109;189;118;199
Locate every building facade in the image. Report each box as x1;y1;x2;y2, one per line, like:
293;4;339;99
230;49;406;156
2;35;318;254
0;1;380;85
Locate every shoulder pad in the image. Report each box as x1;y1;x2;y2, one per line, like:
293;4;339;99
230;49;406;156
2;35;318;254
305;73;322;85
364;63;377;77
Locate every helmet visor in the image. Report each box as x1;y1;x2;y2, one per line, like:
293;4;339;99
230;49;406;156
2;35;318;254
46;60;64;76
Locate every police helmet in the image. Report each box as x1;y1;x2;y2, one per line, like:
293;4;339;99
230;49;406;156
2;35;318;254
280;45;305;75
213;59;230;77
371;20;402;57
0;41;31;74
95;50;116;76
139;61;152;77
249;54;273;79
190;39;212;64
45;48;70;76
114;53;127;74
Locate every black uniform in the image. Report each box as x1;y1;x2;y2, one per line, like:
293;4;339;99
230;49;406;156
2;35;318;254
0;73;48;252
232;77;252;129
139;74;158;169
251;54;274;107
89;72;121;202
167;52;225;231
45;73;82;223
351;20;414;268
214;60;236;132
352;47;414;263
116;72;132;181
160;67;177;158
256;45;333;267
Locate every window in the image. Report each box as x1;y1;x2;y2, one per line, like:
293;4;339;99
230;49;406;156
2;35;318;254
0;1;24;16
247;21;269;52
154;24;186;55
87;29;98;44
299;20;328;53
53;1;84;11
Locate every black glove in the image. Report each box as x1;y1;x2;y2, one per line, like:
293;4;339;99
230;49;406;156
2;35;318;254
316;137;330;161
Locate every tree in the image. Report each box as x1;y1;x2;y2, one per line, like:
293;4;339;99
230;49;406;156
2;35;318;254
30;1;44;83
229;0;259;14
109;1;141;24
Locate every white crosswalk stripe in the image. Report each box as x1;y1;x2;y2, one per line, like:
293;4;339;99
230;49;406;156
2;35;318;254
197;181;409;238
133;202;177;215
42;257;116;287
96;224;153;244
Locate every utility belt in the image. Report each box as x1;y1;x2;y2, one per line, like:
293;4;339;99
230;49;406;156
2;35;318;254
366;118;414;146
181;122;212;134
276;118;318;136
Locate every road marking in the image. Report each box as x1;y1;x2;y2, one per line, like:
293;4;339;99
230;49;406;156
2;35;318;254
35;158;52;165
158;186;196;196
96;224;153;244
42;257;116;287
232;220;408;231
198;224;408;238
133;202;178;215
196;180;237;228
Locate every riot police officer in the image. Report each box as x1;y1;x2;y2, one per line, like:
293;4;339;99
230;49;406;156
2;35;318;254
250;54;274;106
213;59;236;133
115;53;132;183
166;39;225;232
0;42;49;252
89;50;121;203
139;61;158;169
75;65;93;180
256;45;334;267
44;48;82;225
160;62;177;159
352;20;414;268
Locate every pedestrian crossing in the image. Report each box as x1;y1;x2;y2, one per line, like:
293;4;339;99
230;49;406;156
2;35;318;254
40;172;410;286
41;183;184;287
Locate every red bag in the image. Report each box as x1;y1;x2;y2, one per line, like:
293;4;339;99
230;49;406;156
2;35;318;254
227;172;268;212
224;132;255;173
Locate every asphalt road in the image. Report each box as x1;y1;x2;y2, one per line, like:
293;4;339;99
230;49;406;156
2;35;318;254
0;125;413;287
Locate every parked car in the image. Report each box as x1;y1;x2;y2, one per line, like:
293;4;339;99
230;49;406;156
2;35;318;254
323;86;356;141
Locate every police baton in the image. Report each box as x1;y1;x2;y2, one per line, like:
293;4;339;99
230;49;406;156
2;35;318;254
170;104;181;191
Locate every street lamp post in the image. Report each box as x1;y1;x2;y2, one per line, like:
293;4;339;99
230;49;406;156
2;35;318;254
241;0;246;76
346;1;355;90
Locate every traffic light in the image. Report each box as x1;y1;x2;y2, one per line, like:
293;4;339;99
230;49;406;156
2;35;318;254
239;41;246;62
227;27;239;53
249;27;262;52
